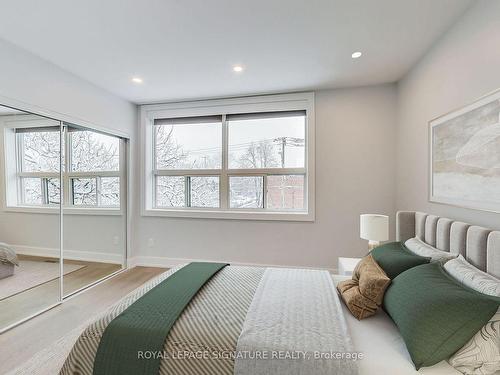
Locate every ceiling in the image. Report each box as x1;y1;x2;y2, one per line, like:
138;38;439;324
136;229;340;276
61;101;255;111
0;105;25;115
0;0;473;104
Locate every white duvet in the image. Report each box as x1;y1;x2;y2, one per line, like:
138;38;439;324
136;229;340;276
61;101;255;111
235;268;358;375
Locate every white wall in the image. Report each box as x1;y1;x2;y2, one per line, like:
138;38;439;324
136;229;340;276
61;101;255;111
133;85;398;270
0;38;136;136
0;38;136;262
396;0;500;230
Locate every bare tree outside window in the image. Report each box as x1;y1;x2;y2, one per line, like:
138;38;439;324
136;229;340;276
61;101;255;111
154;126;188;169
22;177;43;205
22;131;60;172
72;178;97;205
21;131;60;205
190;177;219;208
156;176;185;207
100;177;120;206
47;178;61;204
155;123;221;169
235;140;279;169
154;122;221;207
71;131;119;172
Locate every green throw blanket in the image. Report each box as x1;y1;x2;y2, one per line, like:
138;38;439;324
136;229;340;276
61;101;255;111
93;262;229;375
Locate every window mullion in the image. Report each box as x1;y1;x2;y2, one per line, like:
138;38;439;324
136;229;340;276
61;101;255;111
152;173;158;208
96;176;102;206
185;176;191;207
63;127;71;207
16;134;24;205
17;133;24;174
151;123;157;208
41;178;48;205
68;177;74;205
119;138;126;211
18;177;24;205
220;114;228;209
262;174;267;209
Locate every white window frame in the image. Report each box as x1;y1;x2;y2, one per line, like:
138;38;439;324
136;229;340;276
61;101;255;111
1;116;126;215
140;92;315;221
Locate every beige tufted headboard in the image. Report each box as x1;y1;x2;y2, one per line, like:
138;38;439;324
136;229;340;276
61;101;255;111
396;211;500;279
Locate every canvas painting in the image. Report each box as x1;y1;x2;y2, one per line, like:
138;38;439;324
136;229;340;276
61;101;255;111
430;89;500;212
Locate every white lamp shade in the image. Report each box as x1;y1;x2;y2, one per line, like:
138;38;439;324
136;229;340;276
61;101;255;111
360;214;389;241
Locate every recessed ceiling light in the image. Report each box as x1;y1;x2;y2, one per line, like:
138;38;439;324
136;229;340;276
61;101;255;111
351;51;362;59
233;65;244;73
131;77;143;84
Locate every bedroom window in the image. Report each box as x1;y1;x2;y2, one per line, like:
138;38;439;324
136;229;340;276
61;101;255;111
152;112;306;211
14;126;123;209
142;93;315;221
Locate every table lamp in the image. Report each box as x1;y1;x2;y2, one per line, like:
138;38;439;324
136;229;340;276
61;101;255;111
360;214;389;251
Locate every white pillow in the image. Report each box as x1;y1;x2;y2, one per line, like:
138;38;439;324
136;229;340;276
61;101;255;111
448;307;499;375
445;255;500;375
404;237;457;264
444;255;500;297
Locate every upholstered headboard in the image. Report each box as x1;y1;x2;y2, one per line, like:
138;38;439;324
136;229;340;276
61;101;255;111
396;211;500;279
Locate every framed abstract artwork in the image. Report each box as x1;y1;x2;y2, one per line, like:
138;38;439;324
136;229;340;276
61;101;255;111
429;89;500;212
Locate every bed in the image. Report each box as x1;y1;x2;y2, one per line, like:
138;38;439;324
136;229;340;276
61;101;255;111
60;211;500;375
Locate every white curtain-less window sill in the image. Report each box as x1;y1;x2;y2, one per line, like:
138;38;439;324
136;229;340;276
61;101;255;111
142;208;314;222
4;205;123;216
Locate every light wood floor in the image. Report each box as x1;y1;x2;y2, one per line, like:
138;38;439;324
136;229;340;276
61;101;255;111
0;255;122;329
0;266;165;375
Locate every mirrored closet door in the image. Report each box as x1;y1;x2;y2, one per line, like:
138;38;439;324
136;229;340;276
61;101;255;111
61;123;127;297
0;104;128;333
0;106;62;331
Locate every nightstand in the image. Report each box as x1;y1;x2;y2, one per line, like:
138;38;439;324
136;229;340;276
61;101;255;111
338;257;362;276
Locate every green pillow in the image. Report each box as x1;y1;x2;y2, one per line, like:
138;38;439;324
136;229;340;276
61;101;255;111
383;263;499;369
371;241;430;279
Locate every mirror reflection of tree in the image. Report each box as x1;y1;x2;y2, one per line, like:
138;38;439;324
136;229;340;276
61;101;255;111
22;129;121;206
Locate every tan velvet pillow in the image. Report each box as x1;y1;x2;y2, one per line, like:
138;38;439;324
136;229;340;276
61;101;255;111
337;255;391;320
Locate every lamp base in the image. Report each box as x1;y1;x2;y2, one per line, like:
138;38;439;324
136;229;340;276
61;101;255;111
368;240;380;251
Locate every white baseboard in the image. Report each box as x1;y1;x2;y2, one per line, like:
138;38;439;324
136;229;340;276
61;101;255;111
13;245;123;264
14;245;338;273
128;255;336;274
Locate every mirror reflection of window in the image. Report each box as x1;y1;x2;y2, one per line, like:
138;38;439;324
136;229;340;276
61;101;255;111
17;127;61;206
68;129;121;208
12;126;122;209
62;124;127;299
